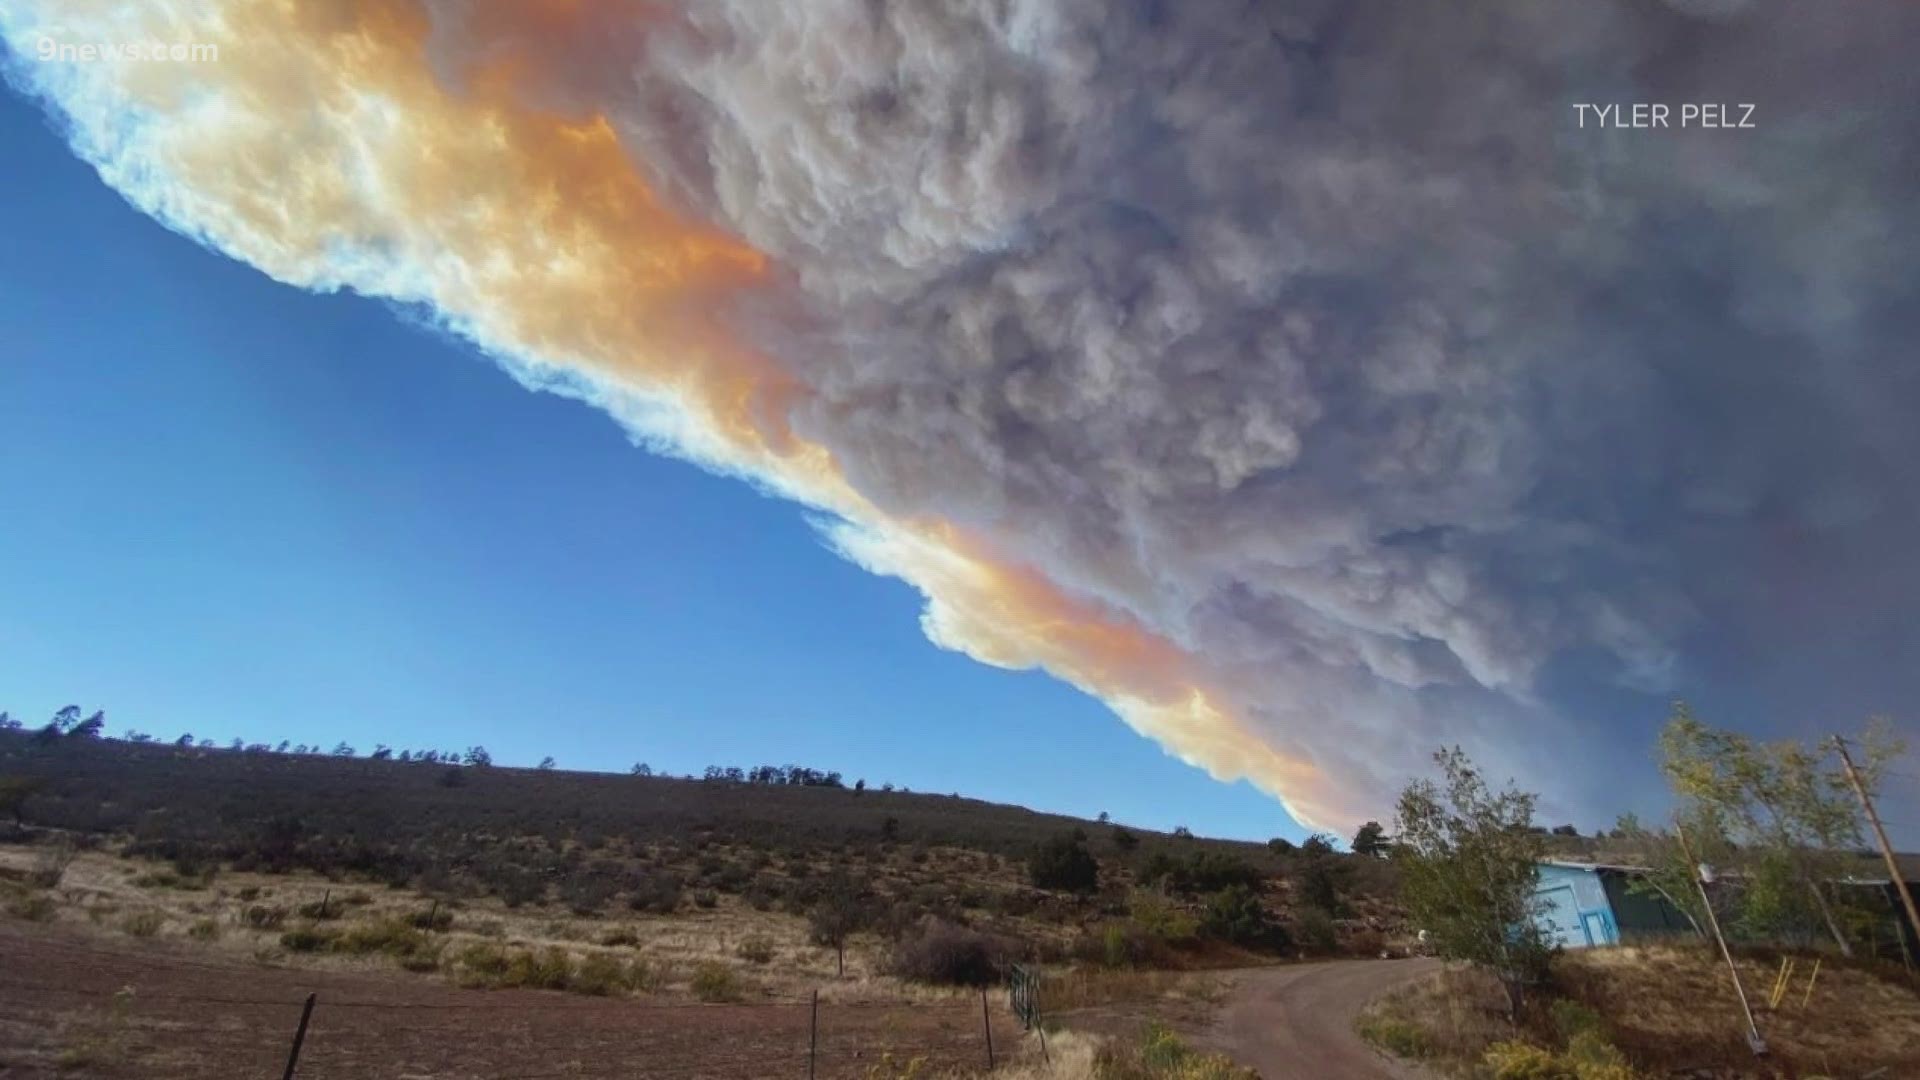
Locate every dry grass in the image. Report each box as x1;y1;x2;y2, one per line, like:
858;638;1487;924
1040;968;1229;1012
0;844;1002;1007
1359;944;1920;1078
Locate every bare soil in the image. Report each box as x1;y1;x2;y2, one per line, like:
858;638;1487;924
0;922;1017;1079
1204;959;1440;1080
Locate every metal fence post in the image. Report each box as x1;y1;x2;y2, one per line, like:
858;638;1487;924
980;987;994;1069
281;993;316;1080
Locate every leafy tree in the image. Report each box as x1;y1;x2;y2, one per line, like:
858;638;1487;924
630;762;651;776
1351;821;1391;858
537;756;556;770
0;712;17;731
1097;811;1110;824
463;746;493;767
807;875;867;977
71;711;105;738
1111;826;1140;853
175;733;194;747
1550;824;1580;837
1200;884;1284;949
1299;833;1335;856
853;778;866;794
1658;703;1903;956
370;745;392;760
332;742;355;757
1171;825;1193;839
1028;832;1100;894
1394;747;1554;1015
1267;837;1296;856
1295;853;1347;914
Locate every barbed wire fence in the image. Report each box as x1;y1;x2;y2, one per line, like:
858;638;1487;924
0;955;1028;1079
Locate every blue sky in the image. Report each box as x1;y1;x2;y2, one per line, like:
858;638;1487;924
0;88;1308;842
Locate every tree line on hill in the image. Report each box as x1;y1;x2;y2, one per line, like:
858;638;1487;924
2;706;931;802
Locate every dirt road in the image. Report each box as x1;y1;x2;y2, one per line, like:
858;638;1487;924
1206;958;1440;1079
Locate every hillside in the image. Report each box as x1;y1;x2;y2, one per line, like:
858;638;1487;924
0;730;1403;962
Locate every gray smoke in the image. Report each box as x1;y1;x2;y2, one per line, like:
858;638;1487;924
465;0;1920;824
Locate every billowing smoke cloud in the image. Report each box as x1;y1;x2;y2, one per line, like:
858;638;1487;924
6;0;1917;831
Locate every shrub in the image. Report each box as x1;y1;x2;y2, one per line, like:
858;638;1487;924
1199;885;1285;950
280;925;338;952
561;872;616;916
1483;1041;1565;1080
692;889;718;909
188;918;222;940
7;893;56;922
1357;1015;1432;1059
627;871;683;915
29;838;76;889
406;906;454;931
1293;906;1337;953
600;927;641;948
120;910;164;937
1097;1023;1255;1079
242;904;289;930
572;953;636;996
1128;891;1200;949
736;936;775;964
888;919;1005;986
1028;833;1099;894
690;961;746;1002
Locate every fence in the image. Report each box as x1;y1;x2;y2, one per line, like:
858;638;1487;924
0;936;1031;1079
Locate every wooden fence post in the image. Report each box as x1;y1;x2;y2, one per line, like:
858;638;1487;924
808;989;818;1080
980;987;994;1070
281;993;316;1080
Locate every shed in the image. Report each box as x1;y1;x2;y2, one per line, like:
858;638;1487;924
1531;860;1695;949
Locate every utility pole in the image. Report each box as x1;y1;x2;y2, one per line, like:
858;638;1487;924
1675;817;1766;1057
1833;735;1920;959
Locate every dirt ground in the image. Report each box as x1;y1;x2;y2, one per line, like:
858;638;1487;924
1203;959;1439;1080
0;922;1022;1079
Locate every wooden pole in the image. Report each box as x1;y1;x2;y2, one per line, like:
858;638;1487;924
980;988;995;1070
1799;958;1820;1009
1833;735;1920;963
807;989;818;1080
1676;818;1766;1056
281;993;316;1080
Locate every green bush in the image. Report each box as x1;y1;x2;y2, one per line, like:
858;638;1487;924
1293;906;1337;953
1356;1015;1432;1059
1484;1041;1566;1080
572;952;637;996
1097;1023;1257;1079
690;961;746;1002
736;936;775;964
1028;833;1099;893
1199;885;1285;950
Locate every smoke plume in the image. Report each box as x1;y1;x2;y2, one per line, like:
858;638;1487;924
6;0;1917;830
